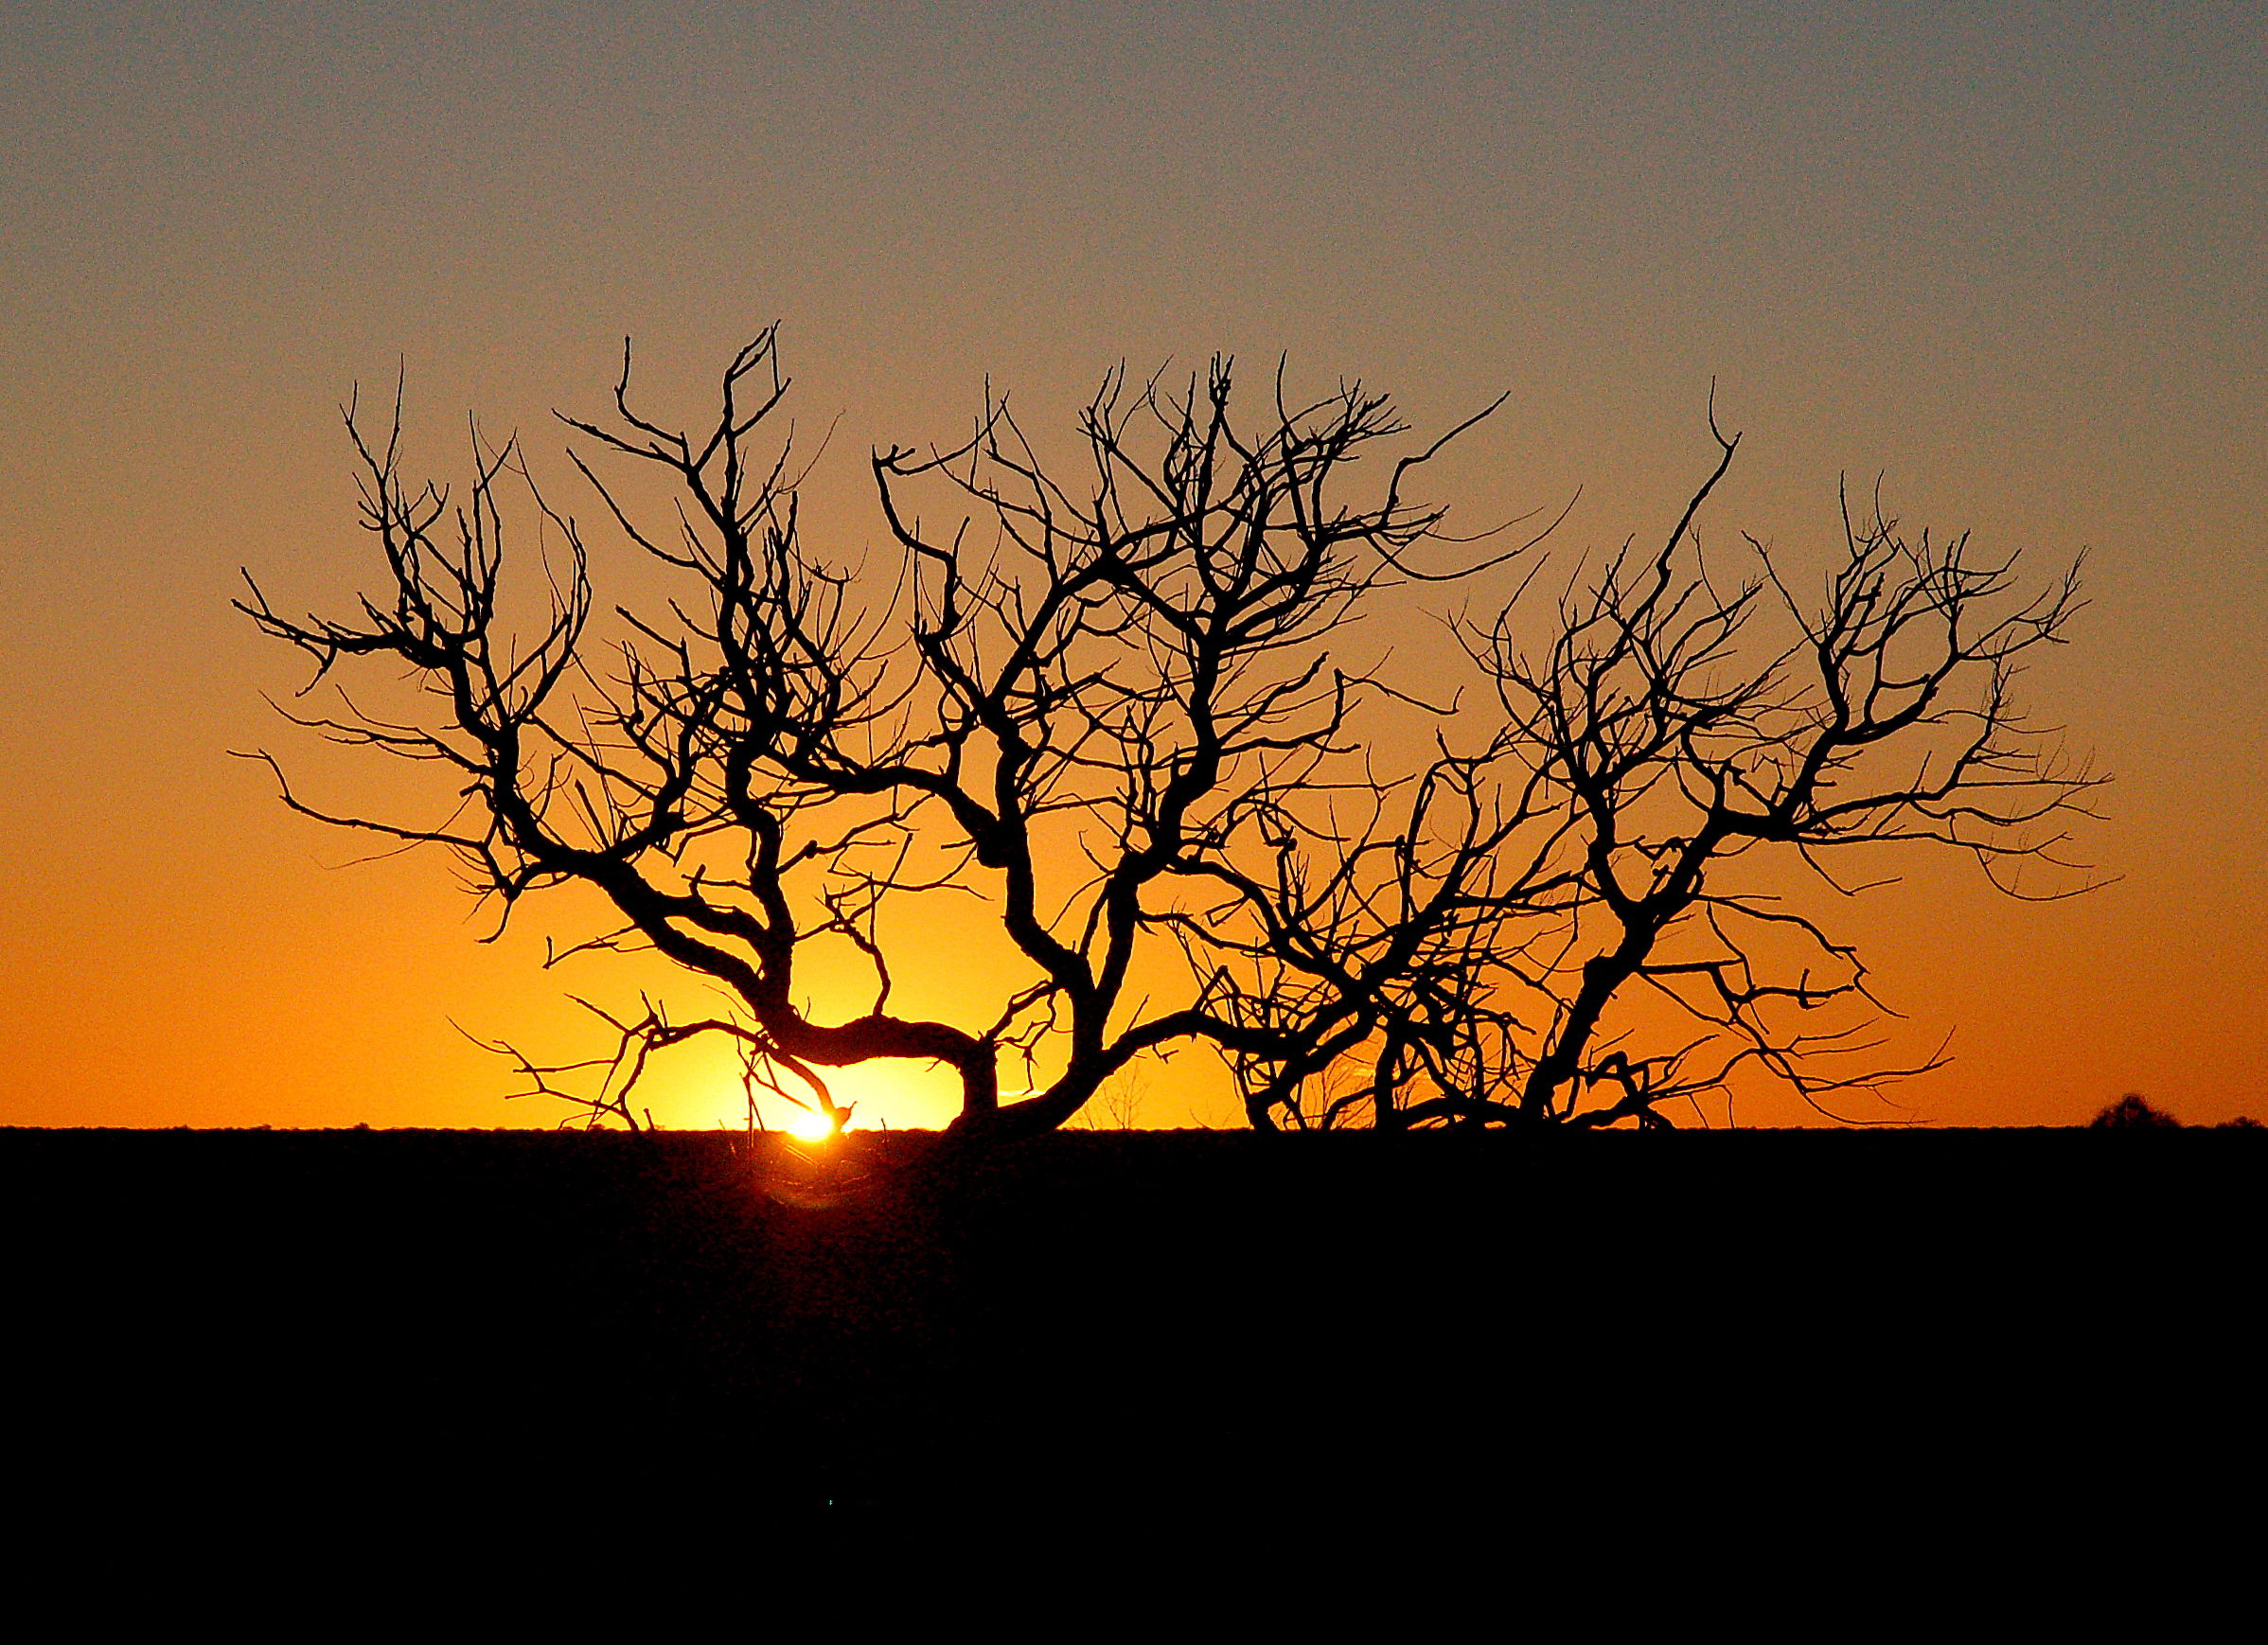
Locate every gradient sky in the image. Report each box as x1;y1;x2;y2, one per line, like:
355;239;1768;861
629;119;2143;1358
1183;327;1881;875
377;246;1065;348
3;1;2261;1129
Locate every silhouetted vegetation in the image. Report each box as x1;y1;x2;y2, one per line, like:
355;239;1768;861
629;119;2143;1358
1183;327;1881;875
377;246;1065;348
241;332;2097;1137
2091;1092;2183;1128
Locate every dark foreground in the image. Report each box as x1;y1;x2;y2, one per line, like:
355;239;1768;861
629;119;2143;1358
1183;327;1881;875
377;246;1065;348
6;1127;2258;1518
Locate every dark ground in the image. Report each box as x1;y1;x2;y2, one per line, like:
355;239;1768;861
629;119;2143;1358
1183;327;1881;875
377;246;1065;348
5;1126;2258;1521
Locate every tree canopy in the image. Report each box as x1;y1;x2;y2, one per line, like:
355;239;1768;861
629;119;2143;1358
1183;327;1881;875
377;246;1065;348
242;330;2097;1138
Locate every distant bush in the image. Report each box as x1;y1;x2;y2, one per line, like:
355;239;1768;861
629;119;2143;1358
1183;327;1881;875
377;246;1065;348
2089;1093;2182;1129
2219;1114;2263;1130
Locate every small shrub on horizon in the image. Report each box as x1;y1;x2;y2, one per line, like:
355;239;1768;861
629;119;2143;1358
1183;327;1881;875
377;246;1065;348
2089;1093;2183;1129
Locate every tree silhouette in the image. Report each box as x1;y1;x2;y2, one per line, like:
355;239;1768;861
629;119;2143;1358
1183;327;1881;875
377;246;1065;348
1225;414;2101;1129
2091;1093;2182;1129
241;332;2097;1137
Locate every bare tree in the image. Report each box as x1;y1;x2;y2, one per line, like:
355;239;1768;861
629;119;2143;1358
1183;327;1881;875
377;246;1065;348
241;336;2095;1140
1221;409;2101;1130
239;331;1505;1142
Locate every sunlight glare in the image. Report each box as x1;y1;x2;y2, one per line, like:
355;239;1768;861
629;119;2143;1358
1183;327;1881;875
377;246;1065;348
779;1104;836;1141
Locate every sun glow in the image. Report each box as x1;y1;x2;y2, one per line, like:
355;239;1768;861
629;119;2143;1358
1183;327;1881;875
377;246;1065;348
777;1104;838;1141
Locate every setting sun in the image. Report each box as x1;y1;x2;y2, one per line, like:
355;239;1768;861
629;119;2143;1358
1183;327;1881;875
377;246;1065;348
778;1105;837;1142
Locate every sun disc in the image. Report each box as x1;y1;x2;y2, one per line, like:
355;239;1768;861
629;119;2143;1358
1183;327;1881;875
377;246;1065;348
780;1105;835;1141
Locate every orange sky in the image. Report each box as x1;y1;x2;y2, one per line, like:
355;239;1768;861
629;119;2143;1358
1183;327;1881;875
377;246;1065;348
3;3;2262;1129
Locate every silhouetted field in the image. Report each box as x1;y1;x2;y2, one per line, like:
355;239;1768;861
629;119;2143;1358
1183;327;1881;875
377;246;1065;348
5;1127;2257;1516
